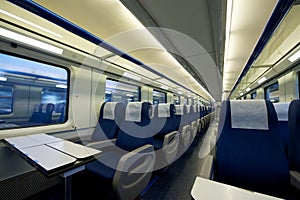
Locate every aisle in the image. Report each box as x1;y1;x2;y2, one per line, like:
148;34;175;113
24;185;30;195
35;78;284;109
142;133;205;200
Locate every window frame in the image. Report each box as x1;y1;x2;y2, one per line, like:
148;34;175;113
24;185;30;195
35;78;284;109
264;82;279;103
153;89;167;105
105;78;141;103
0;51;70;129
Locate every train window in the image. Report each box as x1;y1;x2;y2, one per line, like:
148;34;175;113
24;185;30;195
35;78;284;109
105;79;140;103
0;86;14;114
265;82;279;103
173;94;180;105
153;90;166;105
251;91;257;99
0;53;69;129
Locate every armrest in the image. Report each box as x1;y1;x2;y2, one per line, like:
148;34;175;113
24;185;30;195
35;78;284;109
199;155;214;179
117;144;155;173
113;144;155;200
290;171;300;190
163;131;179;164
86;138;116;149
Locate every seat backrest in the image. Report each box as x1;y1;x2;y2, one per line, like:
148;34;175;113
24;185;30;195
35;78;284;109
289;99;300;172
153;103;176;139
44;103;55;123
29;103;43;122
174;105;187;130
273;102;290;156
91;102;126;141
116;102;153;151
187;105;194;124
29;103;54;123
216;100;289;197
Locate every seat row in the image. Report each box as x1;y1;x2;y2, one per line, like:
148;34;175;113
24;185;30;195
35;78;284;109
85;101;213;200
197;99;300;199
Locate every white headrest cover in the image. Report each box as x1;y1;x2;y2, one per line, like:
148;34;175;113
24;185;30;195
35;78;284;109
158;103;170;118
103;102;118;120
125;102;143;122
273;102;289;121
230;100;268;130
175;105;184;115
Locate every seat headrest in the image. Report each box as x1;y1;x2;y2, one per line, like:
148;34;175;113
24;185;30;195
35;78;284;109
230;100;269;130
103;102;118;120
125;102;143;122
175;105;184;115
158;103;171;118
273;102;290;121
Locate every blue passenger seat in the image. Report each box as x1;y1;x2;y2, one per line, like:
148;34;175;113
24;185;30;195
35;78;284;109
86;102;155;200
273;102;290;156
288;99;300;191
90;102;126;142
216;100;290;198
152;103;179;166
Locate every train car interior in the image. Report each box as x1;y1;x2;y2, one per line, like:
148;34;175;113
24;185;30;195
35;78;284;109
1;0;300;199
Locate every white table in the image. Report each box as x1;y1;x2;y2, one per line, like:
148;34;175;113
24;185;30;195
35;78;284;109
191;177;283;200
4;134;101;200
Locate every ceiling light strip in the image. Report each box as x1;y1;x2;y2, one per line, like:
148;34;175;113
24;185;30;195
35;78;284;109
0;9;62;38
0;27;63;54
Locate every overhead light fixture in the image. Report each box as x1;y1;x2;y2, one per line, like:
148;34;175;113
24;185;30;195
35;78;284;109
246;88;251;92
0;77;7;81
240;92;244;96
123;64;136;71
288;49;300;63
0;27;63;55
258;77;267;84
0;9;62;38
161;85;168;90
178;91;183;95
123;72;141;81
126;94;134;97
56;84;67;89
105;91;112;94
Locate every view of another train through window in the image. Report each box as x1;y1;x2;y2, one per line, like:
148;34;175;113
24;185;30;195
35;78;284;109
0;53;69;129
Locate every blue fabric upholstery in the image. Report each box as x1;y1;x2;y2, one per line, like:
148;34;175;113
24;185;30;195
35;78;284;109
86;151;122;182
116;102;153;151
289;100;300;172
91;102;126;141
273;102;290;156
174;105;188;130
86;102;154;183
152;103;176;149
216;100;289;197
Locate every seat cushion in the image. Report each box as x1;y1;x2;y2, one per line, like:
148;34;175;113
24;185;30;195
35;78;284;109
86;151;122;181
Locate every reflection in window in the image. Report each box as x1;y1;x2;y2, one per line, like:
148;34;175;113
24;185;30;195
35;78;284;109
0;53;69;129
153;90;166;105
0;86;13;114
105;79;140;103
265;82;279;103
173;94;180;105
251;91;257;99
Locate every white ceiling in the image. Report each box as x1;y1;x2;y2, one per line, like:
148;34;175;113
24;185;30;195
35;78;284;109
1;0;290;102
